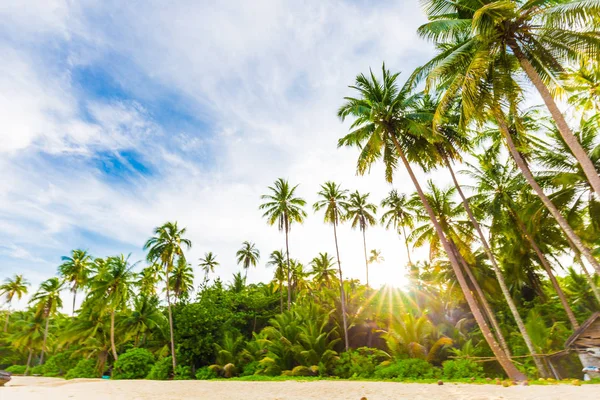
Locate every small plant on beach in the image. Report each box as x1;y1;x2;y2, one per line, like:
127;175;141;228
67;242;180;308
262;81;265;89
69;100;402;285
195;366;218;380
442;359;484;380
112;348;155;380
65;359;99;379
334;347;389;379
374;358;439;380
147;356;173;380
43;351;81;377
5;365;27;375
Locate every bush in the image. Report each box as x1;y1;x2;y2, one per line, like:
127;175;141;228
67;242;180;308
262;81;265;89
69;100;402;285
146;357;172;380
374;358;440;380
333;347;389;379
43;352;81;377
442;359;484;380
240;361;259;377
112;348;155;380
195;366;218;380
65;359;99;379
30;365;44;375
5;365;27;375
174;365;194;380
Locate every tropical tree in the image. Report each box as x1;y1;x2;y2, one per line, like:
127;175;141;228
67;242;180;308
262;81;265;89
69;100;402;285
10;313;44;375
119;294;166;347
381;190;415;265
199;252;219;283
0;274;29;332
313;181;351;350
563;61;600;119
169;257;195;303
29;277;64;364
338;64;524;380
144;221;192;372
236;241;260;282
138;263;162;296
368;249;384;266
345;191;377;287
259;178;307;310
58;249;93;315
309;253;338;289
267;250;287;313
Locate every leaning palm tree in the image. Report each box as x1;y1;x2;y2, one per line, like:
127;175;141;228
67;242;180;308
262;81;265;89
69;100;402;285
144;221;192;372
338;64;524;380
267;250;287;313
259;178;307;310
169;257;195;303
313;181;351;350
381;190;415;265
199;252;219;283
345;191;377;287
58;249;93;315
29;277;64;364
236;241;260;282
0;274;29;332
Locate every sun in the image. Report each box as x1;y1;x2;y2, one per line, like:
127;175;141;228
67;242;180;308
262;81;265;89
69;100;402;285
370;262;411;290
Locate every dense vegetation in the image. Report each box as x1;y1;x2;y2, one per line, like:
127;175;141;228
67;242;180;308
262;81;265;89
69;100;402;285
1;0;599;383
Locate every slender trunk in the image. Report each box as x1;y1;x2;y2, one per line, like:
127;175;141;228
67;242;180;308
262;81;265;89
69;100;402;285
25;348;33;376
39;316;50;365
3;311;9;333
110;310;118;361
279;279;284;313
510;210;580;330
333;221;350;351
443;154;548;376
244;267;248;283
285;220;292;310
72;284;77;316
401;225;413;266
509;42;600;198
362;228;369;287
390;134;525;380
576;255;600;305
494;111;600;275
165;264;177;374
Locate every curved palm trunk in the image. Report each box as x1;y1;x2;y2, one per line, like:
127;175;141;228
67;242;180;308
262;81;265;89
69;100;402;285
443;154;548;376
390;135;525;380
401;225;413;266
165;264;177;374
25;348;33;376
333;221;350;351
362;228;369;287
495;112;600;275
110;310;118;361
285;220;292;310
40;316;50;365
509;42;600;198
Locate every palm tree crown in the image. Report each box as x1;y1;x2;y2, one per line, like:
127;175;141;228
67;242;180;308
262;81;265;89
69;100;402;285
236;241;260;281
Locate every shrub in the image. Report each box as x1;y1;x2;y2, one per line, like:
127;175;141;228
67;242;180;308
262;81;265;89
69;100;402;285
65;359;99;379
43;352;81;377
442;359;484;380
5;365;27;375
146;357;172;380
195;366;218;380
30;365;44;375
374;358;440;380
174;365;193;380
333;347;389;379
240;361;259;377
112;348;155;380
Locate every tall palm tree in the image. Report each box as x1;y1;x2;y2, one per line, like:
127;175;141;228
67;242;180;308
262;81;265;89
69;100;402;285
381;190;415;265
563;61;600;119
29;277;64;364
144;221;192;372
236;241;260;282
417;0;600;196
199;252;219;283
137;263;162;296
267;250;287;313
0;274;29;332
58;249;93;315
119;294;166;347
313;181;351;350
338;64;524;380
345;191;377;287
169;257;195;303
259;178;307;310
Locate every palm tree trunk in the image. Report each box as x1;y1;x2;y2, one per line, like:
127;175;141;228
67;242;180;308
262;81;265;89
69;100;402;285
165;264;177;373
3;310;9;333
110;310;118;361
443;153;548;376
72;289;77;316
40;316;50;365
362;228;369;287
401;225;413;266
509;42;600;198
494;111;600;275
390;135;525;380
576;255;600;305
279;279;284;313
244;268;248;283
25;348;33;376
333;221;350;351
285;220;292;310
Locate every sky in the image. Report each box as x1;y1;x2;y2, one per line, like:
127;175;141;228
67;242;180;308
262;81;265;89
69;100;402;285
0;0;447;308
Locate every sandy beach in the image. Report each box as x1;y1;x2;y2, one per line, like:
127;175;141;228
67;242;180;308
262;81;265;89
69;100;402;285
1;376;597;400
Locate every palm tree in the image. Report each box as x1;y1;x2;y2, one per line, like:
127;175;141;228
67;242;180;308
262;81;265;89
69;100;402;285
267;250;287;313
368;249;384;266
29;277;64;364
338;64;524;380
144;221;192;372
58;249;93;315
345;190;377;287
312;181;351;350
236;241;260;282
417;0;600;197
169;257;195;303
86;254;136;361
309;252;338;289
259;178;307;310
199;252;219;283
10;313;44;375
119;295;166;347
138;263;162;296
381;190;415;265
0;274;29;332
563;61;600;119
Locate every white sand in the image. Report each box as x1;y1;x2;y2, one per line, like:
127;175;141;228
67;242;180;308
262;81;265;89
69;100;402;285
2;376;597;400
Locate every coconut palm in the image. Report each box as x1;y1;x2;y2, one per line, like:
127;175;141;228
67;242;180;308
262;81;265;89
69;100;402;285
259;178;307;310
0;274;29;332
58;249;93;315
309;253;338;289
199;252;219;283
313;181;351;350
267;250;287;313
563;61;600;119
29;277;64;364
380;190;415;265
368;249;384;266
345;191;377;287
10;313;44;375
169;257;195;302
338;64;524;379
137;263;162;296
144;221;192;372
236;241;260;282
119;294;166;347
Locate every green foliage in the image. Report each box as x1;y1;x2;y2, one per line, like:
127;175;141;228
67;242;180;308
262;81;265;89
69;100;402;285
442;359;483;379
112;348;155;380
146;356;172;380
374;358;439;380
5;365;27;374
65;359;99;379
333;347;389;379
174;365;194;380
30;364;44;375
43;351;81;377
195;366;218;380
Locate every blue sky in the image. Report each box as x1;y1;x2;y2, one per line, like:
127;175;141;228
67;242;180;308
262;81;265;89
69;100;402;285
0;1;441;307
